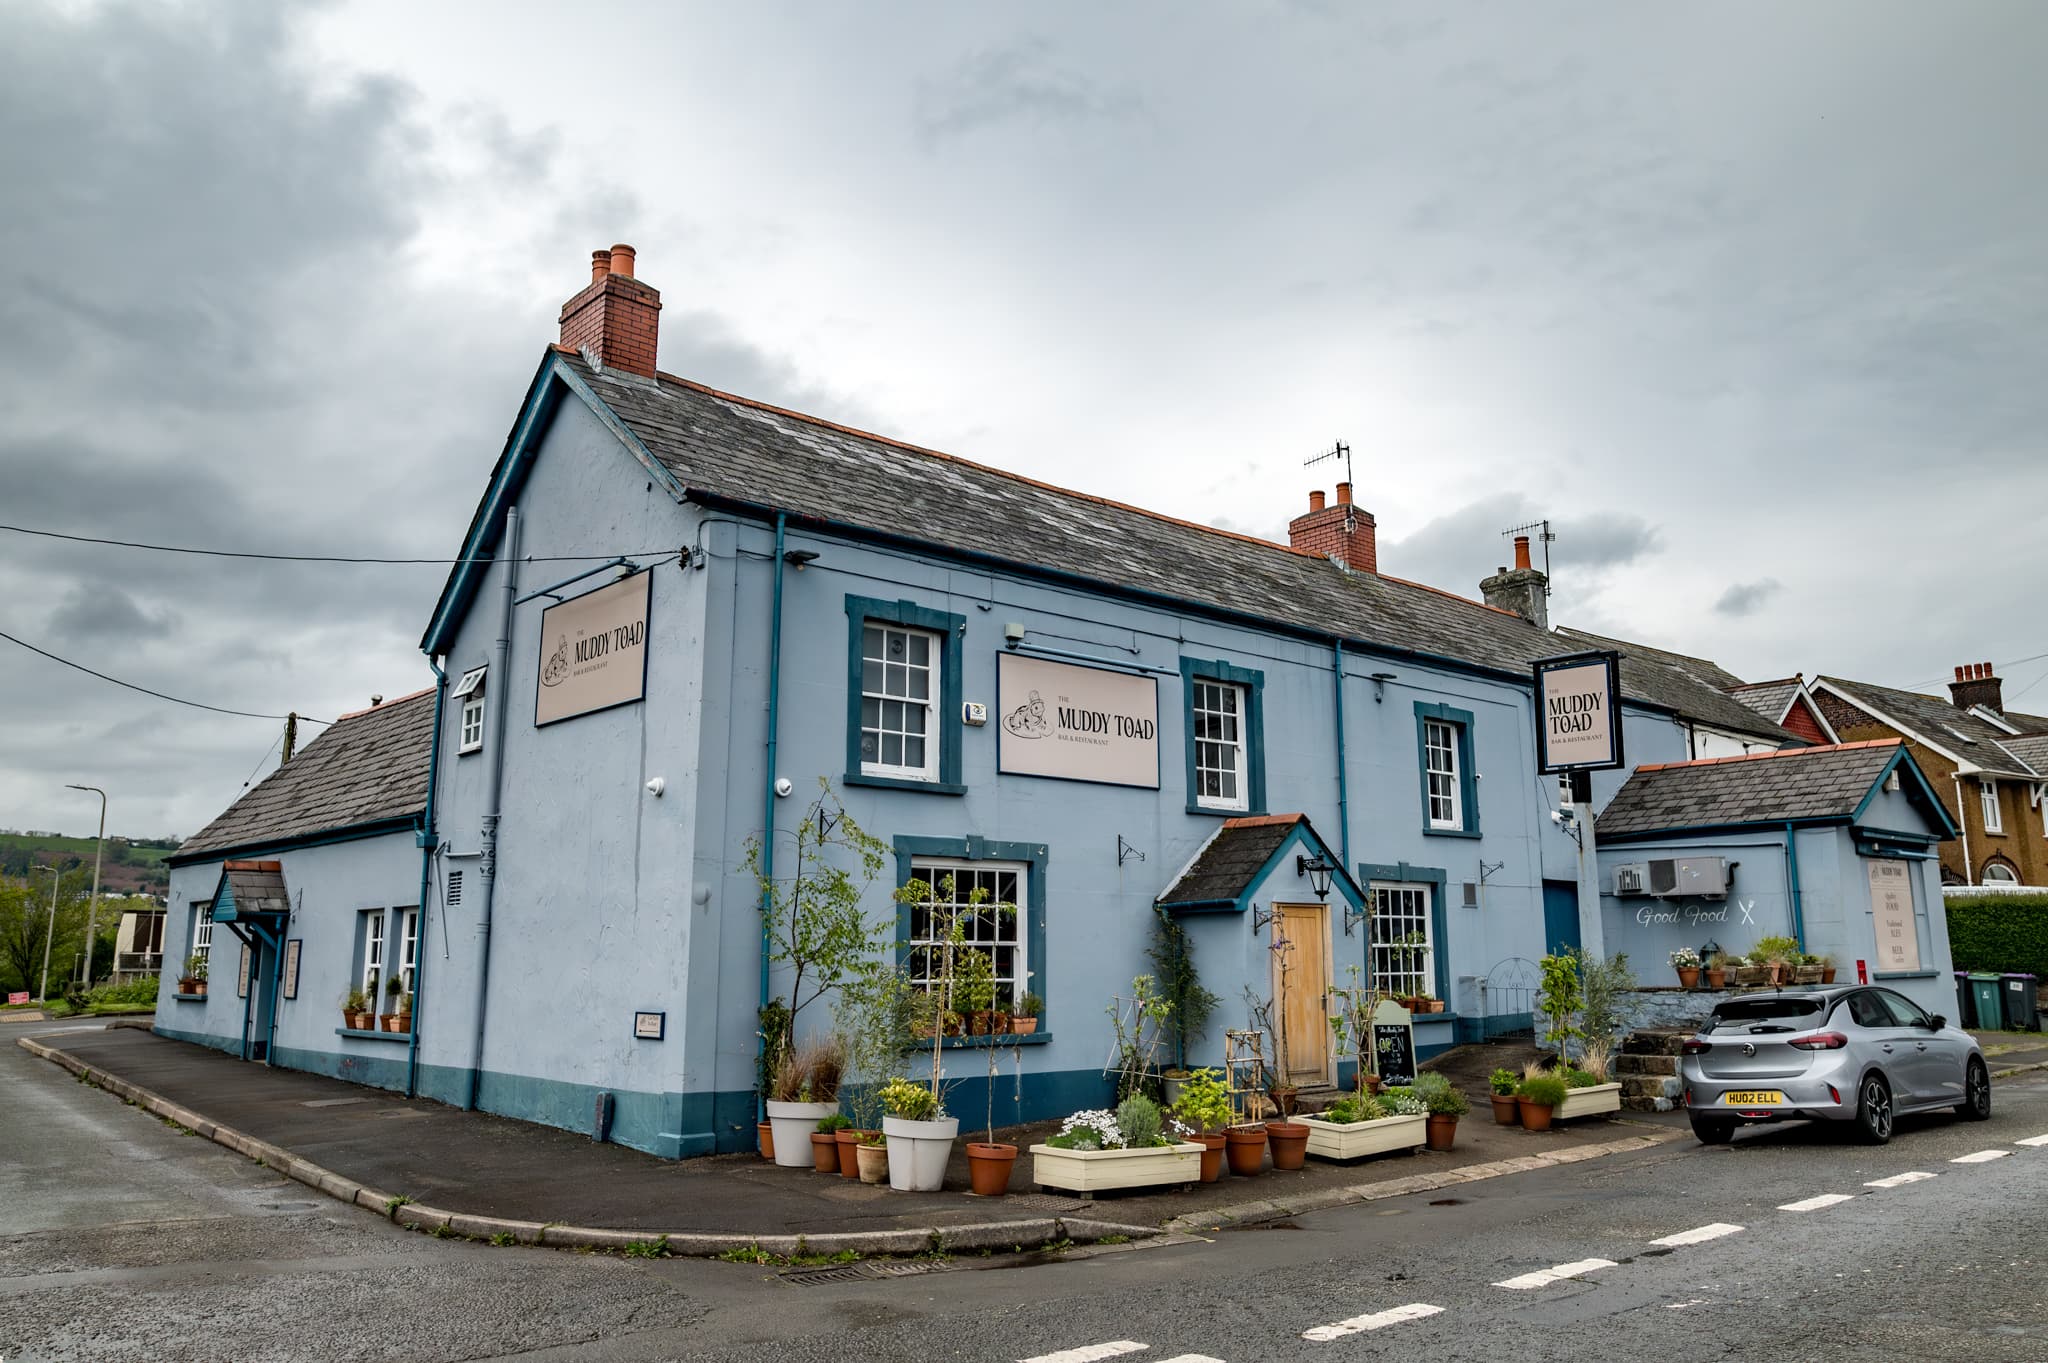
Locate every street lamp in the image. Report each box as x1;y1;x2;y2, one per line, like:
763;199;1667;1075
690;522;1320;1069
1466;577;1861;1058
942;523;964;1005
66;785;106;987
35;864;60;1004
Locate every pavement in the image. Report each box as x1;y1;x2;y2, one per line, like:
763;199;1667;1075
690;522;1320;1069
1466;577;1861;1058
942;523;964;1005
18;1025;1679;1258
1970;1026;2048;1076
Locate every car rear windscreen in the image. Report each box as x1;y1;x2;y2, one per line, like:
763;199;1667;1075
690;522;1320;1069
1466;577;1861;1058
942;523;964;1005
1704;998;1827;1033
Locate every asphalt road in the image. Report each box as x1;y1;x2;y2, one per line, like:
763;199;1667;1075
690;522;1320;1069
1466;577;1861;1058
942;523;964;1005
4;1024;2044;1363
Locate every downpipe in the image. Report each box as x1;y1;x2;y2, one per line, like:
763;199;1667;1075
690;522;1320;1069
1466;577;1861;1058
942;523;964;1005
467;506;520;1111
756;513;788;1124
408;657;447;1099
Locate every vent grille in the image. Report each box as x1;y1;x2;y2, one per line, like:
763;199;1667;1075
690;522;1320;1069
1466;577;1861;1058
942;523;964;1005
447;870;463;906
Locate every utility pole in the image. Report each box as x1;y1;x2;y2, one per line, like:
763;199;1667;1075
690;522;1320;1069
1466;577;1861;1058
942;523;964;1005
66;785;106;987
282;712;298;764
36;864;60;1004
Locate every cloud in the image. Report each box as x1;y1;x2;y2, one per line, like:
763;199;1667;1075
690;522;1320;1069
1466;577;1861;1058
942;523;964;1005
1383;494;1660;604
914;35;1141;147
44;586;177;642
1713;579;1782;618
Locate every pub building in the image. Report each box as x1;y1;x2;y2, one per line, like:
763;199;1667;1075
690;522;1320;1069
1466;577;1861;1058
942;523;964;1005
157;246;1958;1156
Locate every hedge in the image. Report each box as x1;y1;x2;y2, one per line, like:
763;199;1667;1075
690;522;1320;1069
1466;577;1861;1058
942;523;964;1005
1945;893;2048;980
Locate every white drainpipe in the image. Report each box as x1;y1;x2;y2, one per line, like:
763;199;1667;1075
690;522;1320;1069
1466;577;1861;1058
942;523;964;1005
1951;773;1974;883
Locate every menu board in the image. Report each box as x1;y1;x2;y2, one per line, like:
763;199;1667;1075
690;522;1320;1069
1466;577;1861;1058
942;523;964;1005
1867;859;1919;973
1371;998;1417;1084
283;939;302;1000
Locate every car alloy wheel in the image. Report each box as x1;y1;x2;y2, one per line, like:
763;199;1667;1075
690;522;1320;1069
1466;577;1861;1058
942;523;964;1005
1959;1058;1992;1121
1857;1075;1893;1145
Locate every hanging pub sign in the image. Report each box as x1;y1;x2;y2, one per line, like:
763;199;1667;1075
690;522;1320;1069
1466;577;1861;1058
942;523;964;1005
996;652;1160;789
1533;650;1625;774
534;570;652;727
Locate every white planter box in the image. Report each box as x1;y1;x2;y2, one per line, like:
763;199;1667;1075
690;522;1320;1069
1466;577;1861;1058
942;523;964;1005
765;1099;839;1169
1298;1112;1426;1161
1556;1081;1622;1120
1029;1141;1203;1194
882;1115;958;1191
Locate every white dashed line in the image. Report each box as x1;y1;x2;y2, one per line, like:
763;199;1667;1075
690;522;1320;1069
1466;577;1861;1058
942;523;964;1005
1865;1171;1936;1188
1951;1150;2010;1164
2017;1134;2048;1148
1494;1258;1618;1290
1778;1193;1855;1212
1156;1356;1226;1363
1302;1303;1444;1341
1020;1345;1148;1363
1649;1223;1743;1247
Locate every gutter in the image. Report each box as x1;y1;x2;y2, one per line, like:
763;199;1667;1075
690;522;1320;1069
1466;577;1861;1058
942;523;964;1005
467;506;521;1111
756;512;788;1123
166;816;422;870
408;658;447;1099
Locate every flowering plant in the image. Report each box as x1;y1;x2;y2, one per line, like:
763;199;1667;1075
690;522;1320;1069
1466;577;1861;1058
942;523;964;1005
1379;1088;1428;1118
1044;1100;1188;1150
1668;947;1702;969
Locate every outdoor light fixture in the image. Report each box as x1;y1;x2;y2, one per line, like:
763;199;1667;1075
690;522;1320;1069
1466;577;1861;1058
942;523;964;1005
781;548;820;570
1295;852;1335;902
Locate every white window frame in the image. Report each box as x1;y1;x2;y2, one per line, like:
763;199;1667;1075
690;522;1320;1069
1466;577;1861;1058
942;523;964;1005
360;909;386;996
1982;863;2020;886
397;908;419;996
860;624;939;782
1424;719;1463;831
189;902;213;957
454;666;487;756
1981;778;2003;834
905;858;1027;1010
1191;678;1249;811
1368;882;1435;999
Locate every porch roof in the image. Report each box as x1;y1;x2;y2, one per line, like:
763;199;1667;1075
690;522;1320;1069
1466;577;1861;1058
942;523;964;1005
1155;813;1364;915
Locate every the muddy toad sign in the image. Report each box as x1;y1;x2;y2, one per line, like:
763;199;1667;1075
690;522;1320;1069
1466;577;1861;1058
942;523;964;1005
996;652;1159;788
1533;651;1625;774
535;570;652;727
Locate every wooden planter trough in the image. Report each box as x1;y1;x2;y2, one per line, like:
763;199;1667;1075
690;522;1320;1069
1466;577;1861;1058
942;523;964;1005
1554;1081;1622;1120
1030;1141;1203;1195
1297;1112;1427;1162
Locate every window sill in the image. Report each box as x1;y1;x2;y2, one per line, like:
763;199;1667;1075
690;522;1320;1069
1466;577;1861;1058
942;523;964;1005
1407;1011;1460;1025
335;1026;411;1043
1186;802;1263;819
457;745;482;757
1421;825;1482;840
172;992;207;1003
845;772;966;796
1874;970;1940;980
933;1031;1052;1049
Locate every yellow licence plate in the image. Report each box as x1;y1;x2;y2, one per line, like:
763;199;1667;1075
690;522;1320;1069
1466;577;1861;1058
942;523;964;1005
1722;1090;1785;1105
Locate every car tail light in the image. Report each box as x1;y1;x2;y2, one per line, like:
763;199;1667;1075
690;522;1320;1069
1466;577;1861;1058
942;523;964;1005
1681;1038;1711;1054
1788;1031;1849;1051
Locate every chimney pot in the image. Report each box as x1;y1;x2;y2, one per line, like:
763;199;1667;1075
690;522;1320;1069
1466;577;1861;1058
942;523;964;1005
1956;666;1966;681
1513;535;1532;571
1335;482;1353;506
608;243;636;279
560;240;661;379
1308;490;1326;512
1949;659;2005;713
590;249;612;283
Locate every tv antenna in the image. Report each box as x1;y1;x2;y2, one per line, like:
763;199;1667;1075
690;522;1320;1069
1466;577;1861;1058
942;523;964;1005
1304;441;1352;488
1501;518;1556;596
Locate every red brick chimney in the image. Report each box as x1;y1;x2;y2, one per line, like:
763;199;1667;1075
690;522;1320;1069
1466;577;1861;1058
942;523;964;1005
1480;534;1549;631
559;243;661;378
1949;661;2004;714
1288;483;1378;574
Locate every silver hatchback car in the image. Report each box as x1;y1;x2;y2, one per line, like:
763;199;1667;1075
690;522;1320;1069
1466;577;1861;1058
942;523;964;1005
1681;985;1990;1145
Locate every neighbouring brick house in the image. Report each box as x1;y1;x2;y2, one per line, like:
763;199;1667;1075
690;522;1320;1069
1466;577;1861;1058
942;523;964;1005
1723;675;1840;748
1812;665;2048;887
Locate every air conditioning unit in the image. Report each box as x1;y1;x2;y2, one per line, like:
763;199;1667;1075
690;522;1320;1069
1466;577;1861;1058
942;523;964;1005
1612;863;1649;896
1649;856;1730;900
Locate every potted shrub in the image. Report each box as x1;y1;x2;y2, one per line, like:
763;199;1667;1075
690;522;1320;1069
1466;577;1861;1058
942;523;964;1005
957;946;998;1035
756;1000;791;1160
811;1114;850;1175
1754;936;1801;987
1299;1091;1427;1161
1517;1074;1567;1131
834;966;918;1168
1669;946;1702;989
967;1007;1022;1197
1012;992;1043;1036
1488;1068;1520;1123
384;991;413;1034
1553;1045;1623;1120
1705;950;1734;989
1793;952;1826;985
766;1039;845;1169
879;1076;956;1192
179;954;208;997
1816;953;1837;985
379;974;404;1030
342;987;373;1032
1414;1072;1468;1150
1031;1095;1202;1194
854;1131;889;1184
1171;1068;1234;1183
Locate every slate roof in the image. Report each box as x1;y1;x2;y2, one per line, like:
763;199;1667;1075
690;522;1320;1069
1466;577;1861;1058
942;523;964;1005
1596;739;1924;841
172;690;435;863
1998;734;2048;776
564;355;1791;742
1725;678;1801;725
1994;709;2048;735
1815;676;2040;778
216;861;290;917
1157;815;1305;908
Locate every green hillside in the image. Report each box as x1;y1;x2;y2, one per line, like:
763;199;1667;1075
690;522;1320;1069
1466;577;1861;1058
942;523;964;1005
0;833;178;894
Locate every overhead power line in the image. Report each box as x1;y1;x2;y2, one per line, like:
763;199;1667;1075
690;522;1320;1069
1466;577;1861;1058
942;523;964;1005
0;628;331;724
0;523;676;565
1899;649;2048;692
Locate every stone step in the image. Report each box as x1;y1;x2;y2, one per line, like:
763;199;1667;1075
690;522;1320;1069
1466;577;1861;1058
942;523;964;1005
1622;1074;1682;1101
1620;1029;1692;1057
1622;1094;1680;1113
1614;1053;1678;1077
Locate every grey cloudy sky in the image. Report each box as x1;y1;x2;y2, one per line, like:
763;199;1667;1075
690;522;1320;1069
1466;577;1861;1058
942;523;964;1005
5;0;2046;838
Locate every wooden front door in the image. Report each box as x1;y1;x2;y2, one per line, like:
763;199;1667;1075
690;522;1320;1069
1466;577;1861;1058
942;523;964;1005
1273;903;1332;1087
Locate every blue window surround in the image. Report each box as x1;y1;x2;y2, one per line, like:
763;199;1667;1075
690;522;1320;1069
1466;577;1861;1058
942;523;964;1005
1357;861;1450;1001
844;596;966;795
893;835;1049;1027
1181;658;1267;817
1413;701;1480;839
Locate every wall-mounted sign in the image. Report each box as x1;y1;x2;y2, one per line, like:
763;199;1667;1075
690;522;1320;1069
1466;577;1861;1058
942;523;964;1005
1533;651;1625;774
1866;859;1919;972
283;939;302;1000
237;944;251;999
535;571;652;727
633;1010;665;1040
996;652;1159;789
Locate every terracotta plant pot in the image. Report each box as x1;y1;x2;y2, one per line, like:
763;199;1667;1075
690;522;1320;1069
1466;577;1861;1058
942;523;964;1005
855;1141;890;1184
1191;1131;1227;1183
347;1010;374;1031
1490;1093;1520;1125
1821;967;1837;984
758;1121;775;1161
1677;966;1700;989
1705;967;1727;989
1425;1113;1458;1151
1422;999;1445;1014
1269;1085;1300;1118
1364;1074;1383;1095
381;1013;410;1034
1012;1015;1039;1035
810;1131;840;1174
1518;1099;1556;1133
1265;1121;1309;1170
834;1128;865;1178
1224;1125;1267;1176
966;1142;1018;1196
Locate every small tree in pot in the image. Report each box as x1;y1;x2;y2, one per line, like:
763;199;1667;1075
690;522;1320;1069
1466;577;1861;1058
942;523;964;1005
1170;1067;1235;1182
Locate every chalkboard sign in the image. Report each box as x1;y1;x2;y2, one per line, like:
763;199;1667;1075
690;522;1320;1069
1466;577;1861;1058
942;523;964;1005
1371;999;1417;1085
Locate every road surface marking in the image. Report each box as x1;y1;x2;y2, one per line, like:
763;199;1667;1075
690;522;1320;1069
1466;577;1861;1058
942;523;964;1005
1302;1303;1444;1341
1665;1299;1712;1310
1494;1258;1617;1290
1156;1357;1226;1362
1778;1193;1855;1212
1865;1171;1936;1188
1950;1150;2010;1164
1649;1223;1743;1247
1020;1345;1148;1363
2017;1134;2048;1148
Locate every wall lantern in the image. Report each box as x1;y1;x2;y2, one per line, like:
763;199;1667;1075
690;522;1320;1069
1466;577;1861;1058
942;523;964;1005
1295;853;1335;902
782;548;820;570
